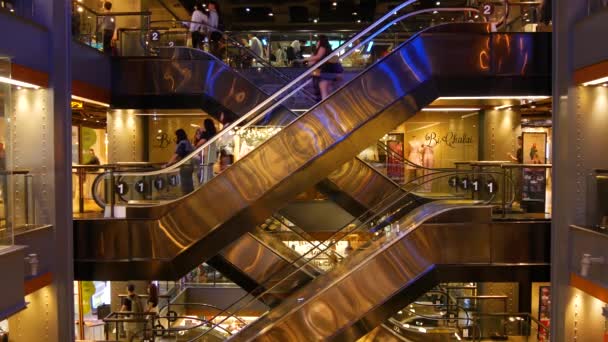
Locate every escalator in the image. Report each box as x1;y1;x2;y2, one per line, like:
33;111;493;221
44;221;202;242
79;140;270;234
227;200;550;341
75;23;550;281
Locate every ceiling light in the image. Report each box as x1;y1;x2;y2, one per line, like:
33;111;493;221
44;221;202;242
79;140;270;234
582;76;608;86
603;84;608;87
357;19;361;23
352;12;357;15
438;96;549;100
313;19;318;23
474;14;479;18
494;104;512;110
268;12;274;16
418;327;427;333
436;1;440;5
530;105;536;108
422;107;481;112
245;7;250;12
0;76;40;89
332;2;337;6
77;6;83;12
433;10;438;14
71;95;109;107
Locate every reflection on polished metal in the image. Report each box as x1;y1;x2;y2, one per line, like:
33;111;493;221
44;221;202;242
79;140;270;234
207;228;322;305
359;324;452;342
75;25;551;280
228;201;550;342
112;47;293;125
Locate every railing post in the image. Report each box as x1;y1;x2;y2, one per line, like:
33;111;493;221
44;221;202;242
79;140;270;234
502;166;507;218
109;169;115;218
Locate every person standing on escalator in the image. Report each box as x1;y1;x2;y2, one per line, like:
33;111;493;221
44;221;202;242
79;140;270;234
207;1;222;57
165;129;194;195
194;118;218;184
187;2;207;50
304;35;343;100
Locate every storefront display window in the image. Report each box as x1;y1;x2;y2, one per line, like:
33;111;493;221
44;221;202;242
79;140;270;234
74;281;112;340
360;111;478;192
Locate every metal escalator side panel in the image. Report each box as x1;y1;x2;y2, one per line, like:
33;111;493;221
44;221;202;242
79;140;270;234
77;36;439;278
111;49;294;125
228;202;550;342
210;230;318;297
319;158;403;217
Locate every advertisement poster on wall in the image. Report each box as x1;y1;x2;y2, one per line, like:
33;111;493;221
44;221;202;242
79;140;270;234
538;286;551;341
522;132;548;212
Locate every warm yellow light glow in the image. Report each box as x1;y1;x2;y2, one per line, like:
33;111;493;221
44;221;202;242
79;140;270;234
422;107;480;112
438;96;549;100
71;95;109;108
582;76;608;86
0;76;40;89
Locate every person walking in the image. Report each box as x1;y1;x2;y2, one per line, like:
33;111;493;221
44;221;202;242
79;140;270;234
120;284;144;341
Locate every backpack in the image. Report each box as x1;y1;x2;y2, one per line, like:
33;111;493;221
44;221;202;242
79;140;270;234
128;295;144;314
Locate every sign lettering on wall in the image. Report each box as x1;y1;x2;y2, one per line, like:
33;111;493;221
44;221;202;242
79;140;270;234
425;132;474;148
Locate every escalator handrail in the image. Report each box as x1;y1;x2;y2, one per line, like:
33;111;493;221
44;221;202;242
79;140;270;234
105;0;423;179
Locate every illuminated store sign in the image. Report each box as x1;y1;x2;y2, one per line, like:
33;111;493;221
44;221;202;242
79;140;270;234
425;131;474;148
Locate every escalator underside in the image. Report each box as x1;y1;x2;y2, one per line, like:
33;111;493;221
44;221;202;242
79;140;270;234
74;24;550;280
228;201;550;342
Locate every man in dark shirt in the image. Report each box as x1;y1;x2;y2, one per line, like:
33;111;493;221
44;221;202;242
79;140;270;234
508;136;523;163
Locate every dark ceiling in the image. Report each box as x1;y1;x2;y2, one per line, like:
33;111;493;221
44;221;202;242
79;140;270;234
174;0;476;31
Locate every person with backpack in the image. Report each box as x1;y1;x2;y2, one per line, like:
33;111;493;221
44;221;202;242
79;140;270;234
121;284;144;341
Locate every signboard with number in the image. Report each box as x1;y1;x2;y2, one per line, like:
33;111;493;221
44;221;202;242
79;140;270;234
135;180;147;194
460;176;470;190
448;176;460;189
154;177;165;191
481;3;494;15
150;30;161;41
471;178;481;193
168;175;179;187
115;181;129;196
486;179;498;194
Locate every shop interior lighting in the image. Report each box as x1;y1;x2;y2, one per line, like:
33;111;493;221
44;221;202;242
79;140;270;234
582;76;608;86
455;333;462;341
0;76;40;89
494;104;512;110
71;95;109;108
422;107;481;112
135;113;203;116
438;96;549;100
418;327;427;333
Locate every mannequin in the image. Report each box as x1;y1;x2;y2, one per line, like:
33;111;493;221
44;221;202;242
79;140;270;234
421;144;435;191
405;135;424;184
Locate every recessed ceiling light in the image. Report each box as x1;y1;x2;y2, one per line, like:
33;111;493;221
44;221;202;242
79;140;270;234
332;2;337;6
582;76;608;86
245;7;250;12
436;1;440;5
268;12;274;16
352;12;357;16
313;18;318;23
357;19;361;23
0;76;40;89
